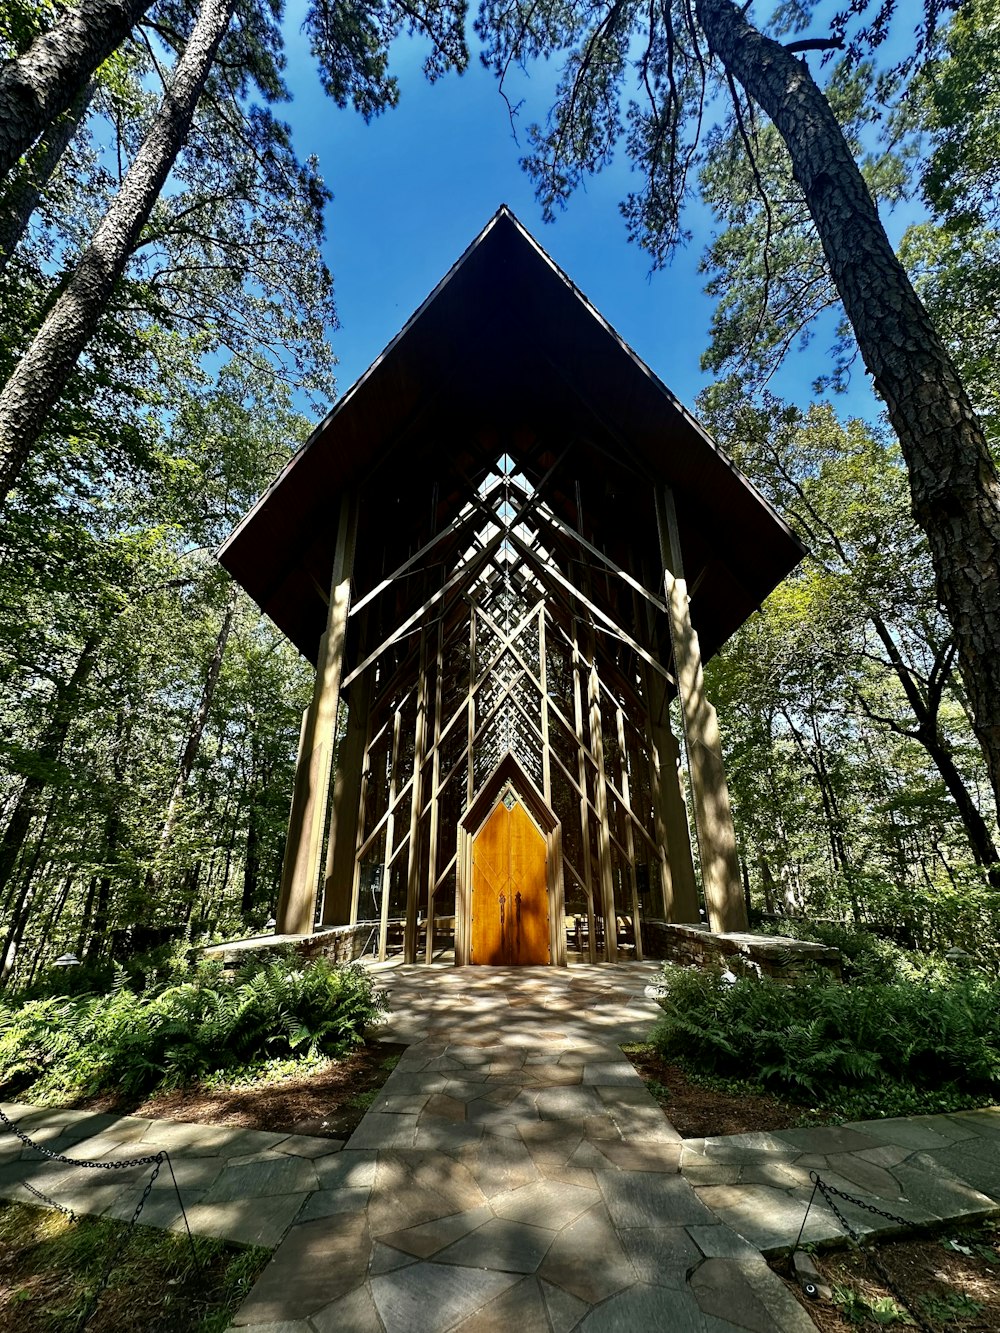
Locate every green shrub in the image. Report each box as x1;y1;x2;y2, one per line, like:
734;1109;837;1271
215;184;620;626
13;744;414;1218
0;958;386;1103
651;964;1000;1116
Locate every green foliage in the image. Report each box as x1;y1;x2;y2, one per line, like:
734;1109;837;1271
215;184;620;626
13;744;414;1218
651;965;1000;1115
833;1285;915;1326
755;919;917;985
0;958;386;1102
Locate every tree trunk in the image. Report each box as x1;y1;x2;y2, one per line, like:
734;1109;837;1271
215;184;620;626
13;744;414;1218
0;637;97;909
698;0;1000;820
0;80;94;271
0;0;155;184
0;0;238;504
152;584;237;885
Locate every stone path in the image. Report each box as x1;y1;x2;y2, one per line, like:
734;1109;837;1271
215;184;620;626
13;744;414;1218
682;1110;1000;1254
229;963;817;1332
2;962;999;1333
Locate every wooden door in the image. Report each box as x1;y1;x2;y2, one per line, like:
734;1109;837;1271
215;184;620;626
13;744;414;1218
470;799;550;965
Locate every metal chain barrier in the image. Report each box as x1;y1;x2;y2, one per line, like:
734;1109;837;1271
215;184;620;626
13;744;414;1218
794;1170;937;1333
1;1102;202;1330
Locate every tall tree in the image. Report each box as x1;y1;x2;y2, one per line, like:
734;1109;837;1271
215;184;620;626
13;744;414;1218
0;0;155;184
0;0;239;504
476;0;1000;819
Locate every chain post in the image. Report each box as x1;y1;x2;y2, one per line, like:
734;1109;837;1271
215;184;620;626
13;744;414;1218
798;1171;937;1333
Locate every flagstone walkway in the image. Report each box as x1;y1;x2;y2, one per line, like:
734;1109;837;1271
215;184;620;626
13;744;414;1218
3;962;999;1332
228;963;818;1332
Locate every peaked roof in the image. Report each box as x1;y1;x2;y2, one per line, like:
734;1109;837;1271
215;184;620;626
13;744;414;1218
218;206;804;663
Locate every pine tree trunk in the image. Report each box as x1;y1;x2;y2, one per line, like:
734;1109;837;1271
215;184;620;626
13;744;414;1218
0;80;94;271
0;0;155;184
0;0;238;504
698;0;1000;817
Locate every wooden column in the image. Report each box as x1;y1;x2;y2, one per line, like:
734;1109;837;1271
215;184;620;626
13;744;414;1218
404;629;429;962
615;704;643;960
571;620;597;962
275;492;358;935
655;485;747;933
425;618;444;963
321;667;371;926
378;705;403;960
643;662;700;923
538;606;552;804
587;662;618;963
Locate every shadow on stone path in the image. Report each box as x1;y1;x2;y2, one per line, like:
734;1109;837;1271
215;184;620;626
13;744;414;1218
229;963;818;1332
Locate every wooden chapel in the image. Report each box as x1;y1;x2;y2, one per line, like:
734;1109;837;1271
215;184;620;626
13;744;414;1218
218;207;804;967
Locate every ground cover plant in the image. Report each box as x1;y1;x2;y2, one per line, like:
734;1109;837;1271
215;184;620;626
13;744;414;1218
650;957;1000;1121
0;955;386;1106
0;1200;270;1332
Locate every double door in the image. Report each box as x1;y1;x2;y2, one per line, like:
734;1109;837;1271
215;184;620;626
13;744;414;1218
470;798;550;965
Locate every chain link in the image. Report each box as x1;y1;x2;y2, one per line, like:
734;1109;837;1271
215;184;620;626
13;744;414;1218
2;1102;203;1331
800;1171;937;1333
0;1102;162;1170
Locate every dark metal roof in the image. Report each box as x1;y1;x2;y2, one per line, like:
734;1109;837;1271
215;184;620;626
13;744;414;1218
218;206;805;664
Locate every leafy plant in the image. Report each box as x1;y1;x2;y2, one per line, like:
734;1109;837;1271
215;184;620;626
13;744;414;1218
651;963;1000;1115
0;957;387;1103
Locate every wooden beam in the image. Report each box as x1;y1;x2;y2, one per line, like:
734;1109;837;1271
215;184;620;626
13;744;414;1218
588;660;618;963
404;628;429;962
322;665;371;925
275;491;358;936
657;485;747;933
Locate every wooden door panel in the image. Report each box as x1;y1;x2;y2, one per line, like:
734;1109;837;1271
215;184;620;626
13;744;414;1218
471;798;550;966
471;802;509;965
509;803;550;964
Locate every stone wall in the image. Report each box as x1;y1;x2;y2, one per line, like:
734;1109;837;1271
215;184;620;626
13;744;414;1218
205;922;378;969
642;920;841;983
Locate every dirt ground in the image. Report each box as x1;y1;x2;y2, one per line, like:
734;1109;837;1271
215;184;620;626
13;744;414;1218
775;1224;1000;1332
75;1042;408;1139
622;1042;817;1138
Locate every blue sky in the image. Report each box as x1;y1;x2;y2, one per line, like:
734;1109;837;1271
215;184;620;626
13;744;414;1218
277;8;904;427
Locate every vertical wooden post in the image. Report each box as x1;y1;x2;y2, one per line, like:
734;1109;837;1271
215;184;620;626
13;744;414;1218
425;617;444;963
538;606;552;804
643;663;700;923
275;492;358;936
468;606;476;804
616;704;643;960
378;704;403;960
588;662;618;962
655;485;747;933
404;628;429;962
321;665;371;925
349;697;376;927
571;620;597;962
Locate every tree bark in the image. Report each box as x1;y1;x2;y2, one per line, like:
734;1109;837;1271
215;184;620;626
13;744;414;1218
155;584;237;863
0;637;97;912
0;0;155;184
0;80;94;272
697;0;1000;820
0;0;238;504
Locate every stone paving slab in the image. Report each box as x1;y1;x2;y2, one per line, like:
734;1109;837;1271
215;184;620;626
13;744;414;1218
681;1105;1000;1257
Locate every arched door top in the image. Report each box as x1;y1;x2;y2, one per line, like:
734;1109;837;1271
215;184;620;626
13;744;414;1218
457;751;566;967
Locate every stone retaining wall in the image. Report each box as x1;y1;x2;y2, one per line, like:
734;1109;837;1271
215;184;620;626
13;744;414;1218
642;920;841;982
205;922;378;969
